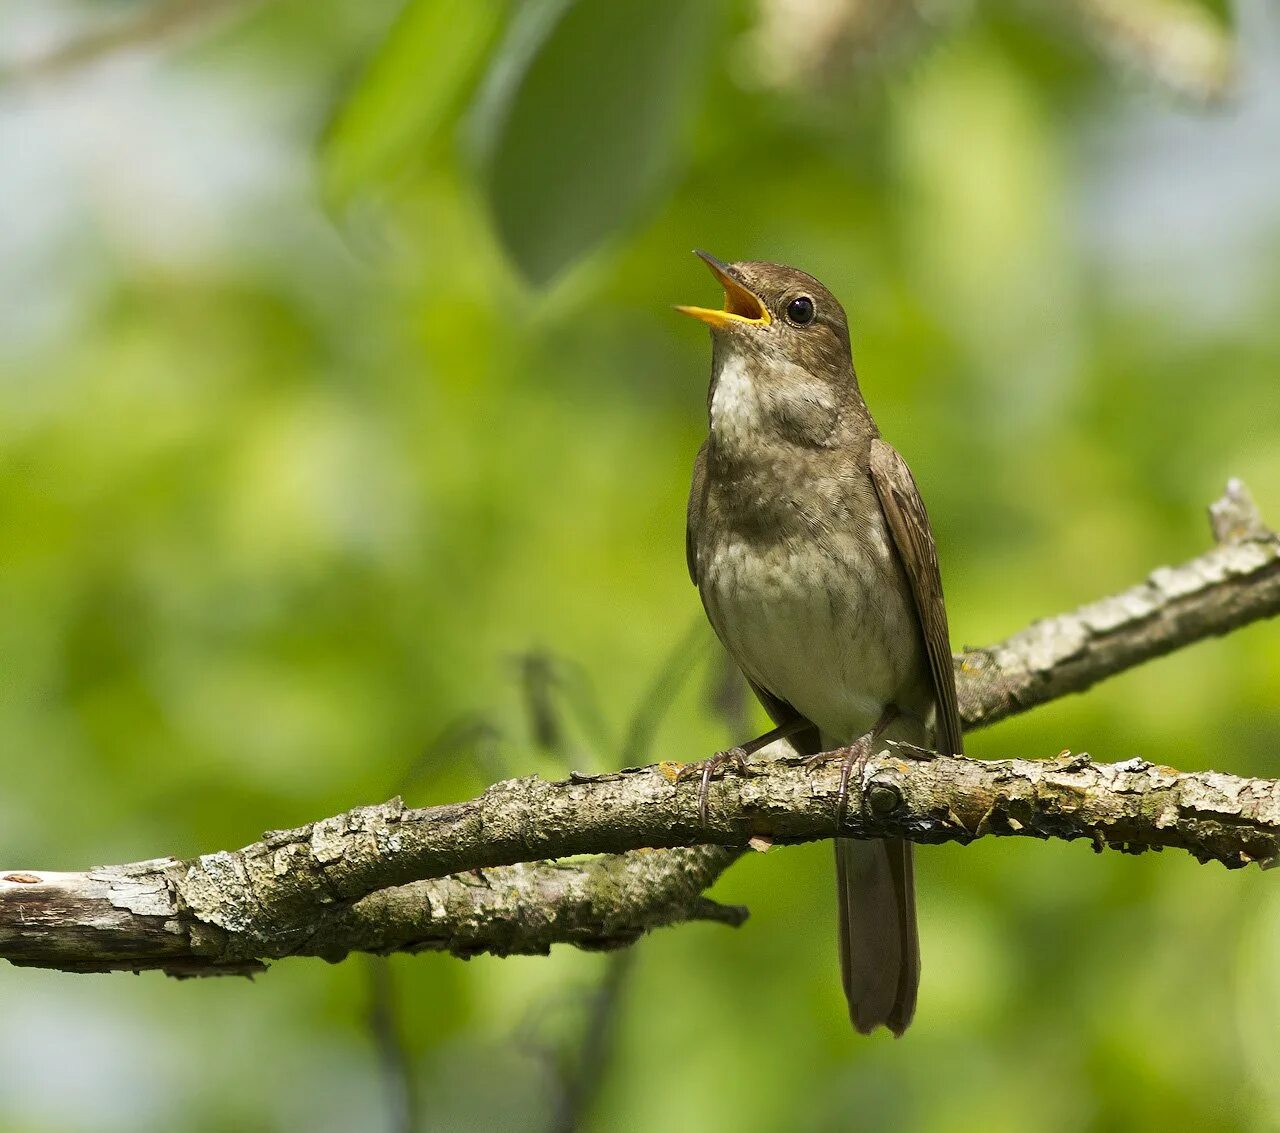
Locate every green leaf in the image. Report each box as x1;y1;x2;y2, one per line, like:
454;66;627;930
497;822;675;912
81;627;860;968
320;0;505;212
467;0;719;285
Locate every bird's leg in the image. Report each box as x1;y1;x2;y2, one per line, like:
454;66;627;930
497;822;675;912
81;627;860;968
803;706;901;830
682;718;811;826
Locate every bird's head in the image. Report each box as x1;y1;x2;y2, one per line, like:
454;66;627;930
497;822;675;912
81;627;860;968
676;251;853;380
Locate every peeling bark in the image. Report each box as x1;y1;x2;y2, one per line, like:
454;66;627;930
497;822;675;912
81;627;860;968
0;849;744;974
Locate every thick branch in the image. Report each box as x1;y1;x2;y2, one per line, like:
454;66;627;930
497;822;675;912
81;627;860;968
2;482;1277;975
0;847;743;974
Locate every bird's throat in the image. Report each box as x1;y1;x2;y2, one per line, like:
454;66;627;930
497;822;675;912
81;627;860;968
709;353;764;456
708;348;844;462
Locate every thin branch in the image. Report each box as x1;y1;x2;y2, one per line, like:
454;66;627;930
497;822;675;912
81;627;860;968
0;0;264;87
545;950;635;1133
957;479;1280;727
618;619;708;769
1;482;1276;975
1068;0;1236;106
366;957;418;1133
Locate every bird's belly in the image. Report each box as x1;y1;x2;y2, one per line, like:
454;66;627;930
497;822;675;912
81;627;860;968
702;532;922;743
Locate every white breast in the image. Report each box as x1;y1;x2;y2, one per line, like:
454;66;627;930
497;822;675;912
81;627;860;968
701;525;921;744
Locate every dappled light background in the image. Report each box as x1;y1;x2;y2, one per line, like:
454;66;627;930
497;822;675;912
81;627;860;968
2;0;1279;1129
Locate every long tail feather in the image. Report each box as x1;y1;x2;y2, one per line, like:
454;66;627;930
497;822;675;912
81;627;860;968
835;836;919;1036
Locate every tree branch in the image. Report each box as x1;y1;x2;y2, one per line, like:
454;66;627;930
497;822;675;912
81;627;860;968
2;482;1277;976
957;478;1280;728
0;0;265;88
0;846;744;975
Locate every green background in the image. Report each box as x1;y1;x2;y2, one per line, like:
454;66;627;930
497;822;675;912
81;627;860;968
2;0;1278;1130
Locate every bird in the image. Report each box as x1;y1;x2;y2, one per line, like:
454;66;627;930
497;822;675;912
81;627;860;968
678;251;963;1036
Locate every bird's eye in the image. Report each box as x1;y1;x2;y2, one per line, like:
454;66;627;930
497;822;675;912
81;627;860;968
786;296;815;326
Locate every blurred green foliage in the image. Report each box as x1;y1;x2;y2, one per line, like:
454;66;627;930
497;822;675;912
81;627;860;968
2;0;1278;1130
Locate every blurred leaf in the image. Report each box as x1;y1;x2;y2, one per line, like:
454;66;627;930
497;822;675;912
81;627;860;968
467;0;719;284
320;0;505;211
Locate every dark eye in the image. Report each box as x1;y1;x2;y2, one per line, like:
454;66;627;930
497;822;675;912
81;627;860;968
786;296;815;325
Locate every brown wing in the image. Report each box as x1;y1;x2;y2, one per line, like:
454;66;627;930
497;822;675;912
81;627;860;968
868;438;964;758
686;442;708;586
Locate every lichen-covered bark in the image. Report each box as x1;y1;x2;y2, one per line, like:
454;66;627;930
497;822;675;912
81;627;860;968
320;847;745;961
1;482;1276;976
0;848;744;974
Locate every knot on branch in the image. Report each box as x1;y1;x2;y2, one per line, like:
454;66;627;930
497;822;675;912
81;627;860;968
866;780;904;817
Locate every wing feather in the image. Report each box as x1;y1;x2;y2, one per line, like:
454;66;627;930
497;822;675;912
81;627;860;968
686;443;707;586
868;439;964;757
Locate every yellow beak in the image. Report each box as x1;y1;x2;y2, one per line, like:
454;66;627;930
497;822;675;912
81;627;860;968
675;250;771;329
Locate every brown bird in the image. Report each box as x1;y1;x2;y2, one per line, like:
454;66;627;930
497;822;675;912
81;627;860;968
679;252;963;1036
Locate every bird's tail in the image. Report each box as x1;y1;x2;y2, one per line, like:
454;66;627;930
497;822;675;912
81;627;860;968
834;836;919;1036
814;723;921;1037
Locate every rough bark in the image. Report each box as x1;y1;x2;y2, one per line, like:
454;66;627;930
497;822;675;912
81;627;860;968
0;847;743;973
1;481;1277;976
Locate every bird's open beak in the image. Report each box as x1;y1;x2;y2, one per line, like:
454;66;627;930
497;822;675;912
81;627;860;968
675;250;771;329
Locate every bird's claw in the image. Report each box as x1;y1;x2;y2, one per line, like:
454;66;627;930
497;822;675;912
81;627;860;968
798;736;873;830
679;746;751;826
835;736;874;830
800;748;837;771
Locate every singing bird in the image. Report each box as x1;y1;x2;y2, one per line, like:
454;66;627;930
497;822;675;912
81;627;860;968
679;252;963;1036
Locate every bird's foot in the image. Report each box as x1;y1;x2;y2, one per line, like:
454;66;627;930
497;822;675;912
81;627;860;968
802;738;875;828
833;736;875;830
679;747;752;826
801;711;900;830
